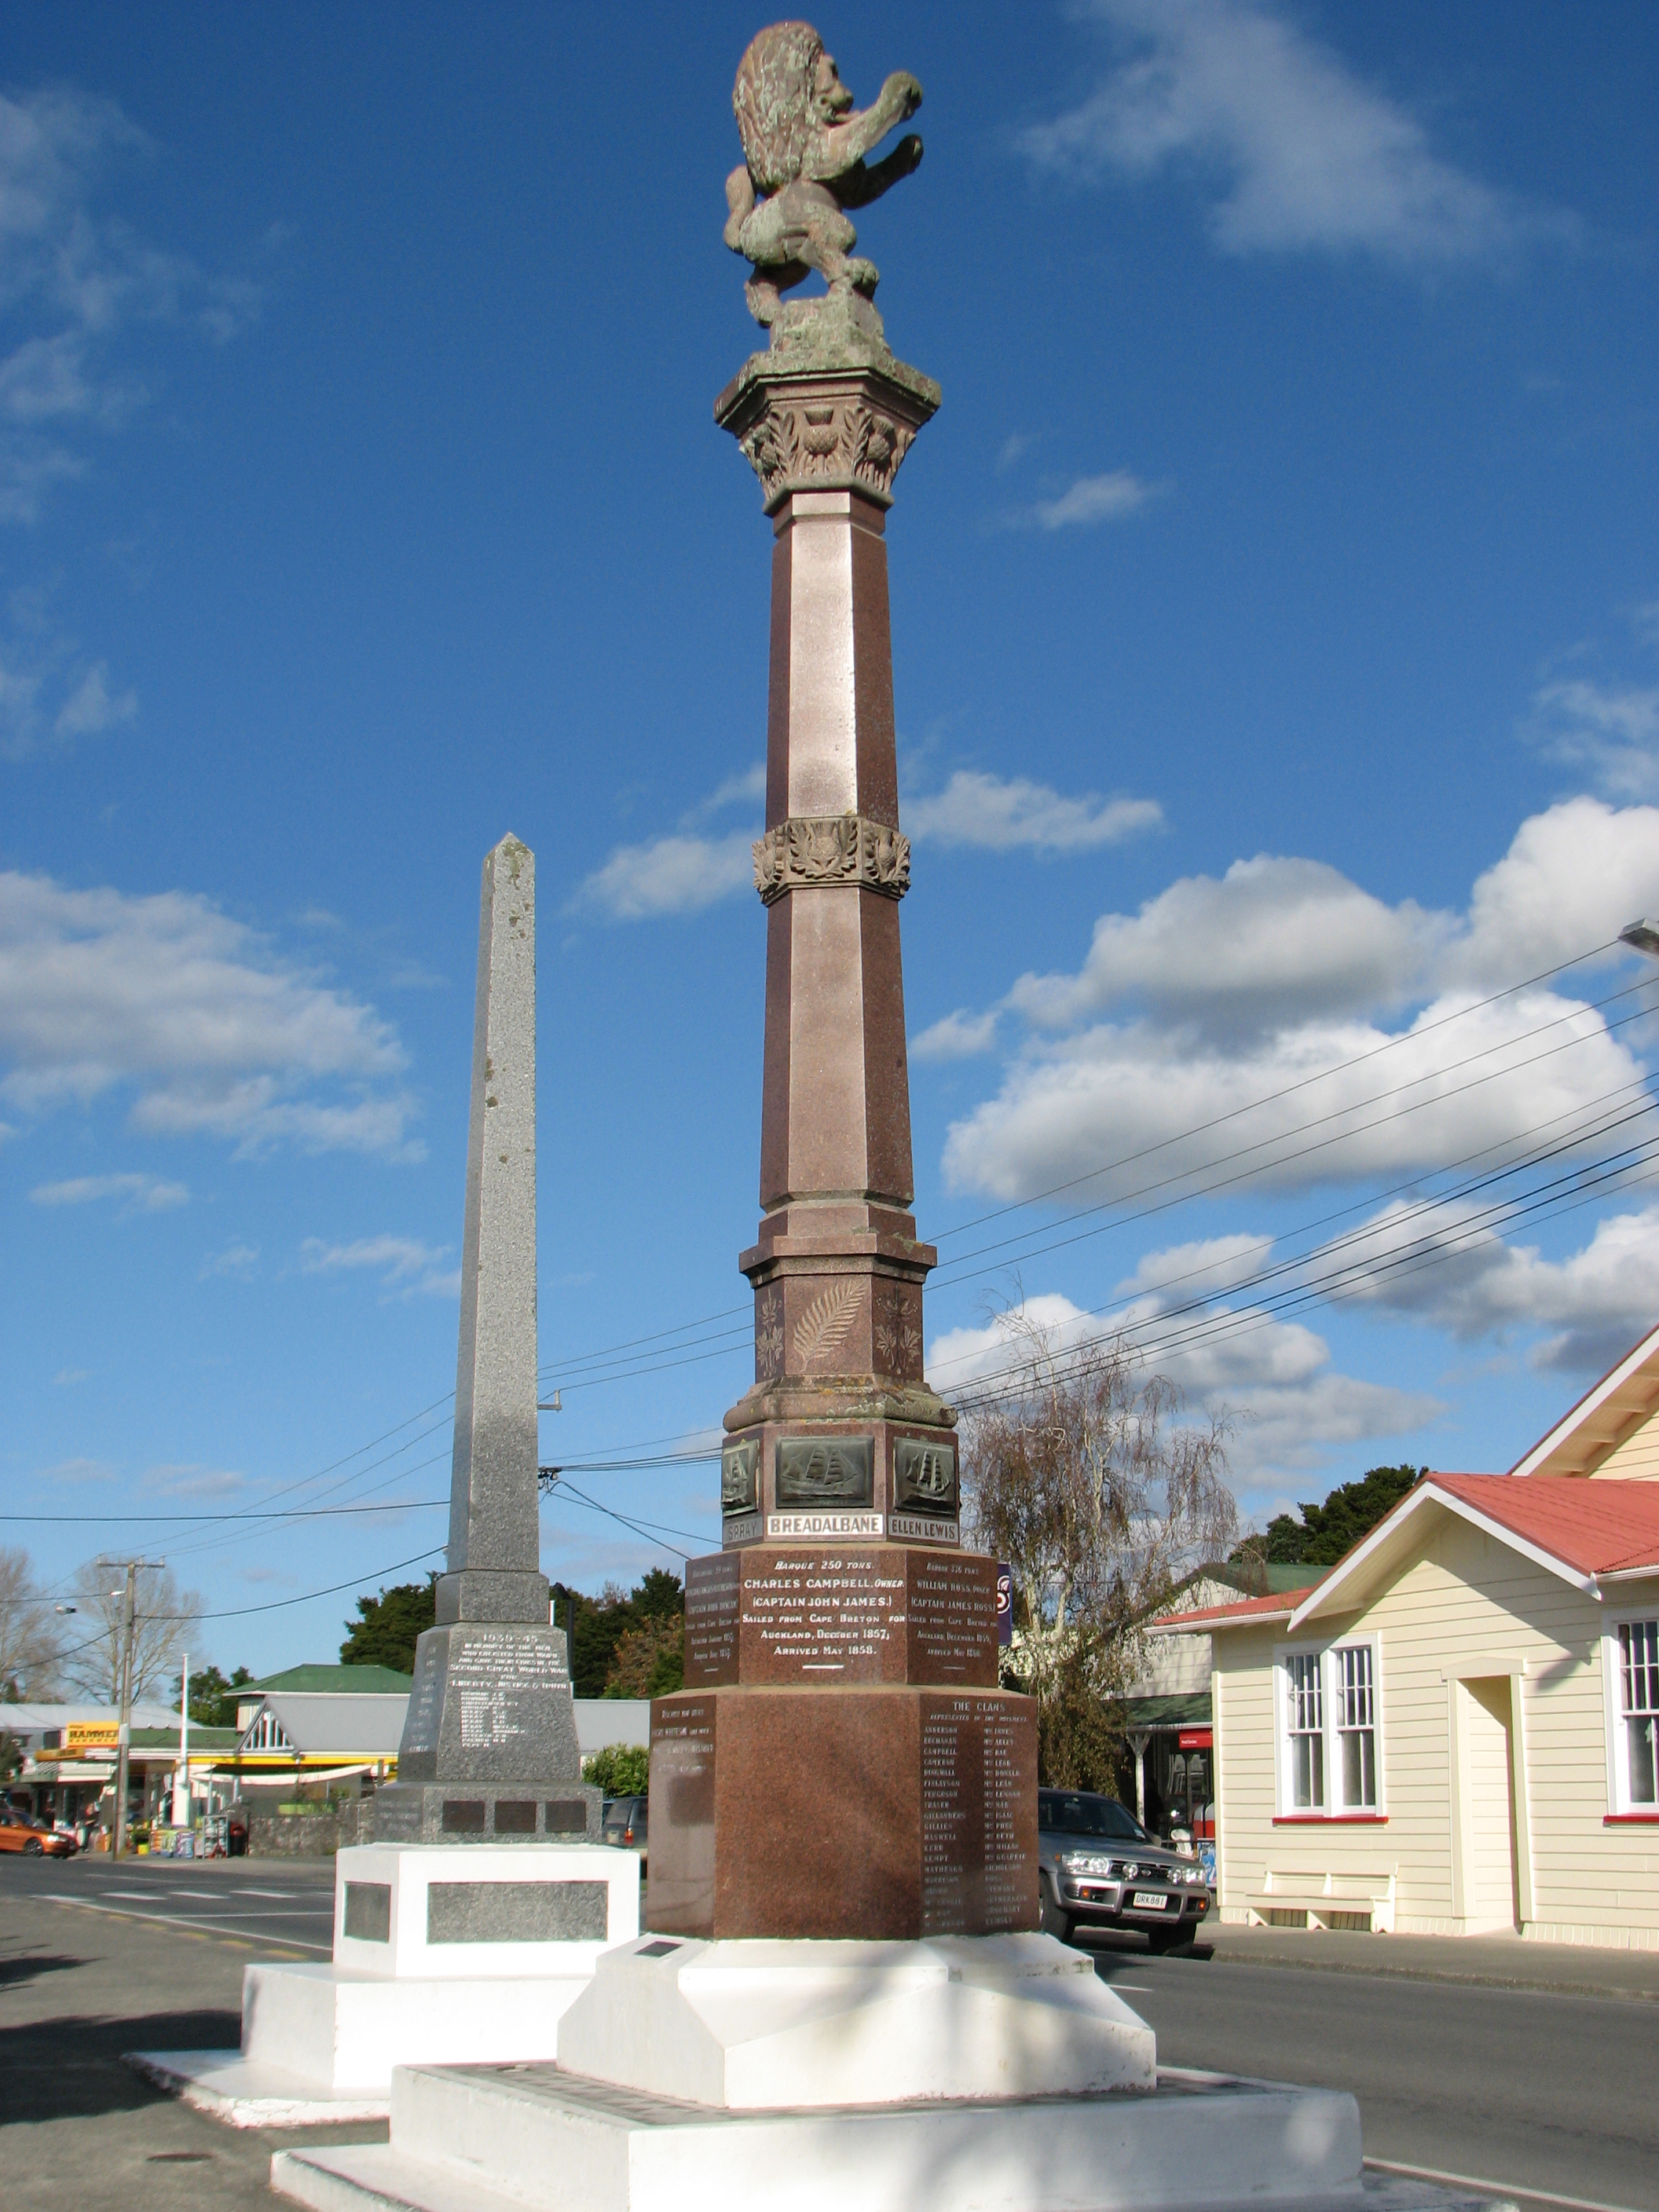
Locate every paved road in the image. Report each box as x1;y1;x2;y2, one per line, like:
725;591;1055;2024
1;1851;335;1955
1085;1932;1658;2212
0;1861;373;2212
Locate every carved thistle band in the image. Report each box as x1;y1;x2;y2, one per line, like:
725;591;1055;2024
753;814;911;903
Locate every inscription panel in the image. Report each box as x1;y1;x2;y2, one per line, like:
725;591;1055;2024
741;1550;908;1682
684;1551;741;1686
646;1696;717;1936
919;1693;1038;1937
446;1628;568;1752
683;1544;1000;1687
907;1551;998;1685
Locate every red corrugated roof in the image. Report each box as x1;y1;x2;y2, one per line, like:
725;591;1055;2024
1155;1584;1320;1630
1427;1474;1659;1575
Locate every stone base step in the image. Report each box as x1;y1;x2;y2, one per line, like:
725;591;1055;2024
271;2058;1383;2212
269;2097;1495;2212
123;2050;390;2130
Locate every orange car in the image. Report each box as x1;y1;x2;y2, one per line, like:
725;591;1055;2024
0;1804;76;1856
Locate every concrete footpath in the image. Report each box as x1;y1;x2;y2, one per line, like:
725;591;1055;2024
0;1888;383;2212
1196;1917;1659;2001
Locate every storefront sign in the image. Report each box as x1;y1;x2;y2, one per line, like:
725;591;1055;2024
1177;1728;1213;1752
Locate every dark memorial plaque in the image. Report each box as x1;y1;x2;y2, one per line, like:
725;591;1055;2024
684;1544;999;1688
646;1680;1037;1940
648;1696;717;1932
907;1551;998;1683
685;1551;740;1683
920;1694;1036;1937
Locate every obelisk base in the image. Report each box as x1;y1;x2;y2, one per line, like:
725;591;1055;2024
125;1842;640;2122
375;1620;600;1844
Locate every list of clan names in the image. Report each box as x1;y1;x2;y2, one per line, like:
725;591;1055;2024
920;1694;1035;1935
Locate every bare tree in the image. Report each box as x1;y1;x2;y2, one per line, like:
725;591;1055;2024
961;1312;1237;1791
60;1558;206;1707
0;1547;65;1700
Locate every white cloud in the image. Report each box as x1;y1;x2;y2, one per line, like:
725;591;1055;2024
38;1456;115;1485
1031;471;1162;529
200;1240;258;1280
578;763;767;921
1020;0;1567;266
54;660;136;739
1318;1196;1659;1379
51;1367;89;1385
904;770;1163;855
1009;852;1441;1037
914;1008;1001;1063
941;800;1657;1204
1117;1233;1273;1299
932;1290;1437;1480
1448;797;1659;991
1532;679;1659;803
30;1170;188;1212
143;1463;248;1500
0;869;419;1159
577;830;756;921
300;1233;456;1297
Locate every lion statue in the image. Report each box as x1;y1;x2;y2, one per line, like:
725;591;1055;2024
723;23;923;329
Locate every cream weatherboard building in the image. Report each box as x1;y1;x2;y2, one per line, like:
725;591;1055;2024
1158;1323;1659;1949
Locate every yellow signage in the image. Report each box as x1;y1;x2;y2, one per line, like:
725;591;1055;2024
64;1722;119;1750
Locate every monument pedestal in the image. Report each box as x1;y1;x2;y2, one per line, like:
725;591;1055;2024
126;1840;639;2122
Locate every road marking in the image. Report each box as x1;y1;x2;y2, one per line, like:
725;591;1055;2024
1105;1981;1153;1991
233;1887;306;1898
1366;2156;1654;2212
38;1894;331;1953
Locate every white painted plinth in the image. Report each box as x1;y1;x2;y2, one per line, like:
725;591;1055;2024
556;1931;1155;2108
126;1841;639;2122
269;2059;1385;2212
332;1842;637;1979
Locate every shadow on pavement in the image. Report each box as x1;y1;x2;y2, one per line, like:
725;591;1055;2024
0;1951;82;1991
0;2007;239;2125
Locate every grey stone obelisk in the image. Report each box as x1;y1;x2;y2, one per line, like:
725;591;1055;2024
375;835;599;1844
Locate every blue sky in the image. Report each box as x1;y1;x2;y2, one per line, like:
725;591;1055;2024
2;2;1656;1678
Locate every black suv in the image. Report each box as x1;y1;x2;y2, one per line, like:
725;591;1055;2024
1038;1788;1209;1952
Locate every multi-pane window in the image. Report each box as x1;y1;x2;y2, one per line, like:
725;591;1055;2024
1619;1620;1659;1807
1286;1653;1324;1809
1334;1643;1377;1808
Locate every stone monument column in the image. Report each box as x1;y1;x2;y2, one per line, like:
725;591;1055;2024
375;835;599;1845
644;27;1039;1942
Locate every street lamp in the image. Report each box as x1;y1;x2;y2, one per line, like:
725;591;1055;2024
1620;918;1659;959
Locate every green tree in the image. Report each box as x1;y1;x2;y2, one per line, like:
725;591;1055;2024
183;1663;255;1726
339;1576;436;1672
551;1571;685;1697
604;1617;684;1697
1236;1465;1425;1569
582;1743;649;1796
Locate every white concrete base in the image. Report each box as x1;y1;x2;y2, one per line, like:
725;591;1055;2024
125;2049;390;2130
128;1840;639;2122
555;1932;1154;2108
268;2060;1484;2212
331;1842;638;1979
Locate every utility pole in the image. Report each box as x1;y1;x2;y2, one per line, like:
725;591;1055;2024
97;1556;163;1859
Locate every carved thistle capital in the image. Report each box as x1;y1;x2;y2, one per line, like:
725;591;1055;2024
716;361;939;514
753;813;911;904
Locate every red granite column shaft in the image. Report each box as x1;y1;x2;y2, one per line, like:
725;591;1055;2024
643;352;1038;1941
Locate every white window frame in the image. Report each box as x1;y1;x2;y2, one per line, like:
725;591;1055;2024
1273;1636;1385;1818
1604;1613;1659;1816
